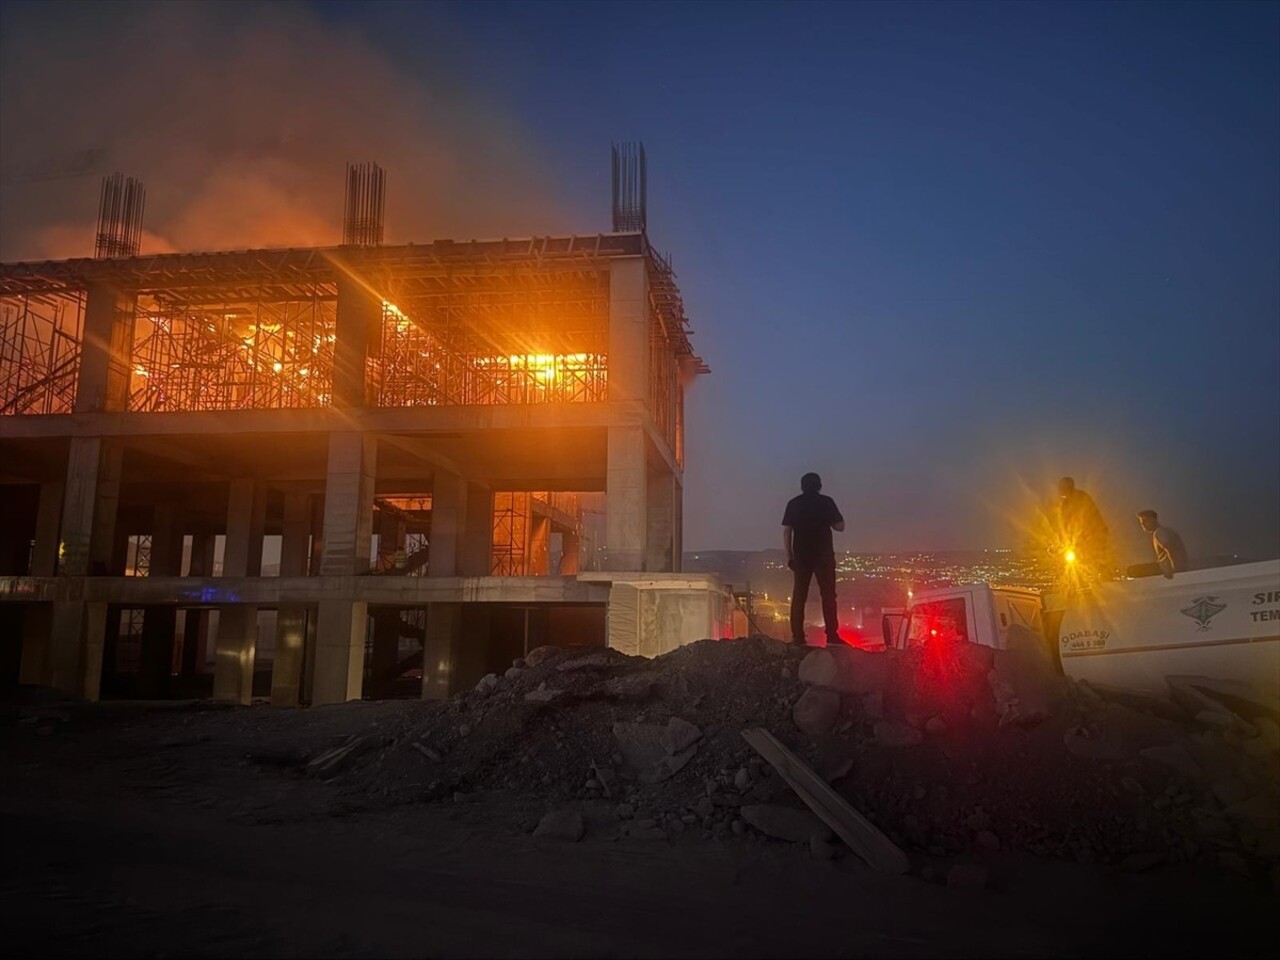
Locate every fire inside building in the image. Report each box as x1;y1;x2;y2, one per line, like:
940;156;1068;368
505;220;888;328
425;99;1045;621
0;148;727;705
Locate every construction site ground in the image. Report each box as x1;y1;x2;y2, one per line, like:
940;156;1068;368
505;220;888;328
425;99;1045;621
3;637;1276;958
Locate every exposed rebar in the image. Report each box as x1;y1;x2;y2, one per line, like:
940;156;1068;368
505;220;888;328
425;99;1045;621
343;162;386;246
94;173;145;259
611;142;647;233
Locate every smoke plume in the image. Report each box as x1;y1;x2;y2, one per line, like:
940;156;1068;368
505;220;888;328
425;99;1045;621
0;0;571;260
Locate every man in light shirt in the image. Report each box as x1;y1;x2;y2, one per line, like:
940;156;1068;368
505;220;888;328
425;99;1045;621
1135;510;1189;578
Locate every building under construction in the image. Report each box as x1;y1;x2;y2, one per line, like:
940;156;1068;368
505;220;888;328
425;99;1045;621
0;152;726;705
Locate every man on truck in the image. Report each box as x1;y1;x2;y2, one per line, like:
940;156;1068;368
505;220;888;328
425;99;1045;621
1055;476;1110;575
782;472;845;646
1134;509;1190;578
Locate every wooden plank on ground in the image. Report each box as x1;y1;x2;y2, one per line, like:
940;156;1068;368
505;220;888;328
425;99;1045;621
743;727;909;875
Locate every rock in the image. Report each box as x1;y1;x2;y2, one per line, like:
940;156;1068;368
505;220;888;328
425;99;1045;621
976;830;1001;851
1167;675;1264;735
615;803;635;819
613;722;698;783
306;735;377;779
511;658;527;669
525;684;566;704
1063;728;1128;761
874;721;923;748
799;647;891;695
780;666;792;679
504;667;525;681
793;687;841;735
533;810;585;841
584;778;601;791
1120;852;1165;873
734;767;752;791
457;723;472;738
661;717;702;755
1212;778;1250;806
524;645;563;668
1196;709;1238;731
1139;743;1202;779
819;758;853;784
474;673;499;695
731;819;746;835
925;716;947;736
946;864;989;889
1254;718;1280;751
410;742;441;762
693;796;715;818
861;691;884;720
597;673;657;702
987;639;1057;728
810;837;837;860
629;825;668;841
760;637;791;658
557;652;616;672
740;804;833;844
1195;815;1233;841
1217;852;1250;876
1223;795;1280;826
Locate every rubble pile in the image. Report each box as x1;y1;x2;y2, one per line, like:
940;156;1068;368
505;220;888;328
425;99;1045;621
309;635;1278;883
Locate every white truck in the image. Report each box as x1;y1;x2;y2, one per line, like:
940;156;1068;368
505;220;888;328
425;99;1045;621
882;559;1280;708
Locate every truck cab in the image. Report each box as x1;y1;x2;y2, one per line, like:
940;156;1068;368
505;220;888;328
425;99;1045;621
883;583;1046;652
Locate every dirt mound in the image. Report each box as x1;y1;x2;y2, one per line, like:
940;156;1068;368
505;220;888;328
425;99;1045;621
303;636;1279;882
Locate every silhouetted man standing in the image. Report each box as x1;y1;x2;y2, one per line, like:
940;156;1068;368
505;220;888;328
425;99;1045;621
782;472;845;646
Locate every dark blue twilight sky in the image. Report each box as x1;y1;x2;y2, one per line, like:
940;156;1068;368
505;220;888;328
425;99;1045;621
2;1;1277;559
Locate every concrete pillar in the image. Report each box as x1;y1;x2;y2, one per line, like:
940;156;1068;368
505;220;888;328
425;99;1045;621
605;426;647;571
75;283;135;414
422;602;461;700
212;482;264;703
47;437;120;699
272;494;311;707
271;605;307;707
212;605;257;705
280;492;311;577
334;276;380;407
608;257;650;408
48;601;109;701
30;480;64;576
59;437;122;576
461;482;493;577
312;433;376;703
428;471;466;577
318;433;376;577
302;609;318;705
644;468;676;573
313;600;368;705
180;532;215;676
309;494;325;576
137;504;184;696
672;477;684;573
223;480;266;577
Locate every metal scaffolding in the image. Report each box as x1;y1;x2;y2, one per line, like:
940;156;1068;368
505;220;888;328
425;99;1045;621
128;286;337;412
0;292;85;415
372;269;610;408
1;234;704;424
